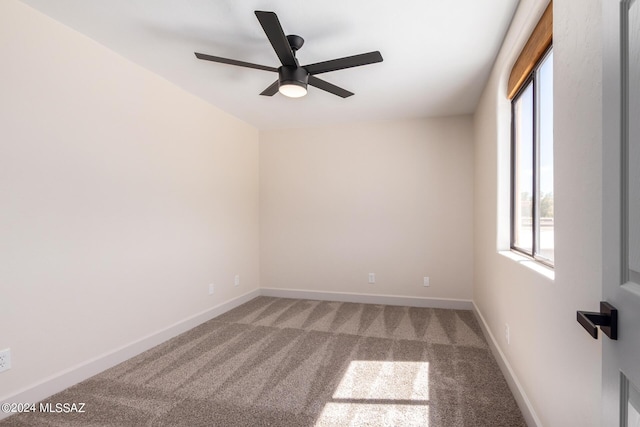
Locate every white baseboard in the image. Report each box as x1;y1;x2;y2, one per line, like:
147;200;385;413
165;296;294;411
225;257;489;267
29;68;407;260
260;287;473;310
0;289;260;420
472;302;542;427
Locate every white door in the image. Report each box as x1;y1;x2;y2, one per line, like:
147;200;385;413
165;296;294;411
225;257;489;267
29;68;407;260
601;0;640;425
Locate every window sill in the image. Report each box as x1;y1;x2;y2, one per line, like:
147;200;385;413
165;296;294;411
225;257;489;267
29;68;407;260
499;250;555;281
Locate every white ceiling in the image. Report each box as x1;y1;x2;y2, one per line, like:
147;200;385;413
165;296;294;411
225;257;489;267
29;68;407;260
19;0;519;130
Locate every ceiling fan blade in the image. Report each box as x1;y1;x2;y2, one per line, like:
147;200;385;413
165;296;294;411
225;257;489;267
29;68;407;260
308;76;354;98
194;52;277;72
255;11;297;67
304;51;383;75
260;80;280;96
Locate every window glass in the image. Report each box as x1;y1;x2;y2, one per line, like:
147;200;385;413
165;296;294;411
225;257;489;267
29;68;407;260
513;83;534;253
537;51;554;262
511;48;553;267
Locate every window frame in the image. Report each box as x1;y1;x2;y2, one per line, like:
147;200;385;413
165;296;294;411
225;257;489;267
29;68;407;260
510;46;554;268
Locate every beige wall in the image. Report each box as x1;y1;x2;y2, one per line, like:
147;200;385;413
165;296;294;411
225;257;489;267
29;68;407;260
260;118;474;301
473;0;603;425
0;1;259;399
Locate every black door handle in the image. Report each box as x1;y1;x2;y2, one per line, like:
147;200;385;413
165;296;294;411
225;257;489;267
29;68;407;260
577;301;618;340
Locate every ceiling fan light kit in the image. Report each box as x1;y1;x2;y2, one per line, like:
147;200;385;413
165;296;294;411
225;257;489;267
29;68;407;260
279;83;307;98
194;11;383;99
278;66;308;98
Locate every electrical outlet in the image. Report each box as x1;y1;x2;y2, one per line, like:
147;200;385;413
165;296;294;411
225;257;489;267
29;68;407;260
208;283;214;295
234;274;240;286
0;349;11;373
423;277;430;287
368;273;375;284
505;324;510;345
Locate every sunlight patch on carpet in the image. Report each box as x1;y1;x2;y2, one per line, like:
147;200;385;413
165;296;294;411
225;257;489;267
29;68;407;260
316;403;429;426
334;361;429;400
316;361;430;426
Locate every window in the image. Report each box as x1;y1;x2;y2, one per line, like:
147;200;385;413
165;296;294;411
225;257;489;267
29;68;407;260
506;1;553;267
511;48;554;265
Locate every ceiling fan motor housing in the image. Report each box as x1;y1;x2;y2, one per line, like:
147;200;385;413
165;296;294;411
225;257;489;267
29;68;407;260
278;66;309;89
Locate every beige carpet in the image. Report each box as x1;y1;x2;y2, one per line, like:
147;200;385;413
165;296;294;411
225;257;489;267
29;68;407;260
1;297;526;426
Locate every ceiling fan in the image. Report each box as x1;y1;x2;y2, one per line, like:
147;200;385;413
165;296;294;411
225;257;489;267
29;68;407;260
194;11;383;98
